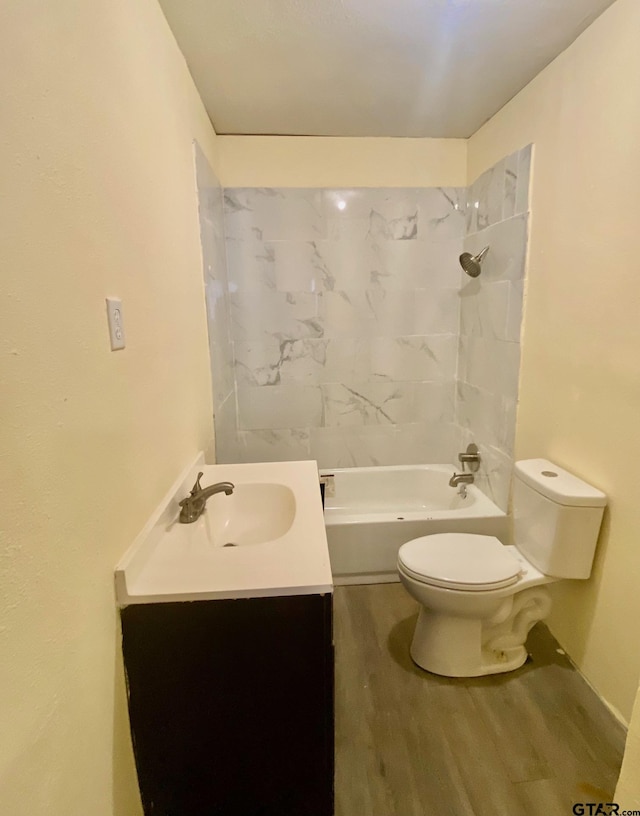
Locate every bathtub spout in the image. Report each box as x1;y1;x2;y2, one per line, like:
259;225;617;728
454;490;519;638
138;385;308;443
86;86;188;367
449;472;474;488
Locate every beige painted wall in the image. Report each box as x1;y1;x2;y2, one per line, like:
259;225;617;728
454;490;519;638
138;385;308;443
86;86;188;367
616;685;640;806
468;0;640;723
0;1;218;814
218;135;467;187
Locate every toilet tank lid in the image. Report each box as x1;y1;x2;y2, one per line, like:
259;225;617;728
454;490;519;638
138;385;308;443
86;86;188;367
514;459;607;507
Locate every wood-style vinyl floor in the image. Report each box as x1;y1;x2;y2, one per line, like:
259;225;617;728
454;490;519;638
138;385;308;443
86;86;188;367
334;584;626;816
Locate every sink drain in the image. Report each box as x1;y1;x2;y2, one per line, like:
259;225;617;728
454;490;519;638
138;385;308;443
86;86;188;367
223;542;238;548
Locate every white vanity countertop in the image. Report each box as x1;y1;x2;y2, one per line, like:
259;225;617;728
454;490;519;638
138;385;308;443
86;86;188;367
115;458;333;605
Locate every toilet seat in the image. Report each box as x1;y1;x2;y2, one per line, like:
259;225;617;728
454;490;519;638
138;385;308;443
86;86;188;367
398;533;522;591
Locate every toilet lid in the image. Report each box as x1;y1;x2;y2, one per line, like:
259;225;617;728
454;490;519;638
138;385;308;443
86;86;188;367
398;534;521;591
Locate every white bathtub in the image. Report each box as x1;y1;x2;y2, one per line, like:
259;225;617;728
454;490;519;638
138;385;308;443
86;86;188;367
321;465;508;585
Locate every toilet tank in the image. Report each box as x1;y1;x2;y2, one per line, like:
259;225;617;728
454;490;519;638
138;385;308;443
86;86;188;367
513;459;606;579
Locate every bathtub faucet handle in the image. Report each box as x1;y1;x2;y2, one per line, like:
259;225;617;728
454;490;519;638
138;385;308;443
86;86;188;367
458;443;481;473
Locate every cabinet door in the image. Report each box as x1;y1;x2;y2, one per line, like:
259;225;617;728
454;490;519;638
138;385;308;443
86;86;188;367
121;593;334;816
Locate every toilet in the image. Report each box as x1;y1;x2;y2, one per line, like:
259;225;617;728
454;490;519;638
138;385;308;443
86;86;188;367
397;459;606;677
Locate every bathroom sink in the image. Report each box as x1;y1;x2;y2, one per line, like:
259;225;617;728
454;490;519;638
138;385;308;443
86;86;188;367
114;459;332;604
202;483;296;547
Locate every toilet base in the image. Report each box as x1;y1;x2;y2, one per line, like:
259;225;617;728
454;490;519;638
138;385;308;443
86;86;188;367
409;586;552;678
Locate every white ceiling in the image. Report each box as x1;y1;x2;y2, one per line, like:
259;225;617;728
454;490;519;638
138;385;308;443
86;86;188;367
158;0;616;138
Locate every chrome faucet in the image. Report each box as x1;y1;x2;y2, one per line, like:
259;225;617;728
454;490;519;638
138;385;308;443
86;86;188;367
449;471;474;499
178;472;234;524
449;472;475;488
450;445;480;498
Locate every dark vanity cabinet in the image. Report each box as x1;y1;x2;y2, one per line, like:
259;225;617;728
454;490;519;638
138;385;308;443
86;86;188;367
120;592;334;816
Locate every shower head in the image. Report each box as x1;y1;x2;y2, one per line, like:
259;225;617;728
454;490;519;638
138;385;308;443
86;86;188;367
459;246;489;278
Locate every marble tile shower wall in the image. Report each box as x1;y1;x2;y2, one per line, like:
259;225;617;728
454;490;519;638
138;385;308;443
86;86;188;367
194;144;237;461
220;187;467;467
455;145;532;511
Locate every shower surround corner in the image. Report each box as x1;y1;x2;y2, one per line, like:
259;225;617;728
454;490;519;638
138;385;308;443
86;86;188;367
201;148;531;507
454;144;532;510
